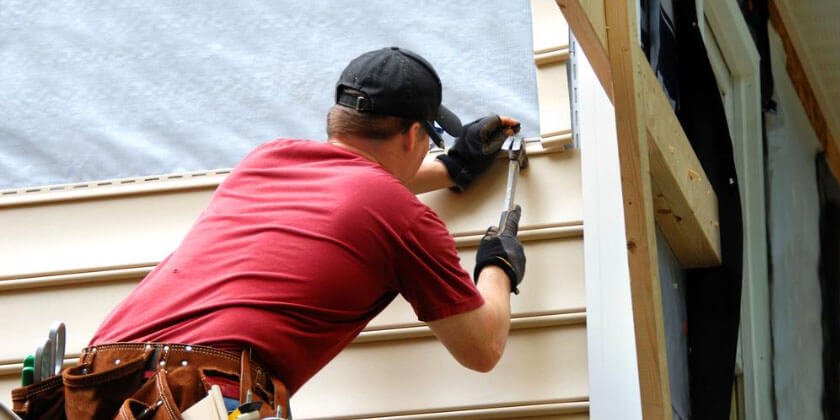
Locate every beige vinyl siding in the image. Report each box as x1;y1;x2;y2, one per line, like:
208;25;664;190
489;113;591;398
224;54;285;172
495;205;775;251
0;148;585;418
294;326;588;419
0;228;583;363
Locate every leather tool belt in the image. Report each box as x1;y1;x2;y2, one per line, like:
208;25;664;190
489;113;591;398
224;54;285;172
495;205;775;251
12;342;291;419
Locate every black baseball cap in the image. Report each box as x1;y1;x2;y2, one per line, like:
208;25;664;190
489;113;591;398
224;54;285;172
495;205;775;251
335;46;462;148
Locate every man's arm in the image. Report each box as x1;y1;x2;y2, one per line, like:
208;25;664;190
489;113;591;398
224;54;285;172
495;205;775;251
427;206;526;372
409;159;454;194
427;265;511;371
408;115;521;194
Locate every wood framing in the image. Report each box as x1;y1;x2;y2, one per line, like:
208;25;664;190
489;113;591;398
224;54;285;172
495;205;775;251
556;1;721;269
602;1;671;418
557;0;673;418
769;0;840;182
555;0;734;417
641;63;721;268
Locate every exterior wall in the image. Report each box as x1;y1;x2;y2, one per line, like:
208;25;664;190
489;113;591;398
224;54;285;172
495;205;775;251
0;150;587;419
0;1;590;417
766;26;824;420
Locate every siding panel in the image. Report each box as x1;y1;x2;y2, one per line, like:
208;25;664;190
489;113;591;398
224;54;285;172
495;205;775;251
0;237;583;364
291;325;588;419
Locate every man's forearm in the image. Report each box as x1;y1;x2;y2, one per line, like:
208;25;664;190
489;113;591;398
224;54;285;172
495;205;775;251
426;265;512;372
408;158;454;194
475;265;512;358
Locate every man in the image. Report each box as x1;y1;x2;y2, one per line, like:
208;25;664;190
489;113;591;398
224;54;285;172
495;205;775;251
21;47;526;419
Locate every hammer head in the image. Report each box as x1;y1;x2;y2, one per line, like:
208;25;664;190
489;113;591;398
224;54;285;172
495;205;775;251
501;135;529;169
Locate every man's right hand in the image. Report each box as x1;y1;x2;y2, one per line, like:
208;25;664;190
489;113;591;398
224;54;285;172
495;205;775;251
437;115;520;191
474;205;526;294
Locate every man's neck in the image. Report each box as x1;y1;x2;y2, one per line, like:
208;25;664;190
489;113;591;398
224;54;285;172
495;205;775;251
327;138;382;165
328;136;413;184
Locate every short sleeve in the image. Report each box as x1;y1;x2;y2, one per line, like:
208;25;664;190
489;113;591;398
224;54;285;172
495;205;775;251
394;209;484;322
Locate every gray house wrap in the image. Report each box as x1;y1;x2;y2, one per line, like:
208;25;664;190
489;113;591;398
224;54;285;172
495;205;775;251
0;0;539;190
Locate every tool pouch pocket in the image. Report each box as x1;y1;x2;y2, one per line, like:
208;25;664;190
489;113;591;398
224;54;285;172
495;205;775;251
113;368;206;420
11;375;65;420
62;352;148;419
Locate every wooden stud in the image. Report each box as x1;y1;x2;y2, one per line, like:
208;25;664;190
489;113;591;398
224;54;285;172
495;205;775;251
602;1;672;418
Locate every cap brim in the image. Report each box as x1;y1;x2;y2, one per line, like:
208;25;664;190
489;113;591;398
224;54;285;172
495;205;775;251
436;104;462;138
423;121;446;149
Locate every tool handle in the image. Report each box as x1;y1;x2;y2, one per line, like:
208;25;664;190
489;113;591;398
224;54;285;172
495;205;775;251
501;160;519;214
50;322;66;376
21;355;34;386
497;210;510;234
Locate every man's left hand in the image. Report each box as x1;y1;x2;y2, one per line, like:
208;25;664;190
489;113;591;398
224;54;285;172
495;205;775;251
437;115;520;191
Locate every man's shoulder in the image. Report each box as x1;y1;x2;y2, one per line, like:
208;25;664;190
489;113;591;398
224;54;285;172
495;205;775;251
250;138;324;155
350;170;424;209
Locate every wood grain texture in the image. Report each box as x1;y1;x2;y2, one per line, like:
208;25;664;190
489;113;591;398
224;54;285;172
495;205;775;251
602;1;671;417
640;52;721;267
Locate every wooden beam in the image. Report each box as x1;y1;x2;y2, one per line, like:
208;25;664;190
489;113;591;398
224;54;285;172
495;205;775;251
640;52;721;268
558;0;729;415
769;0;840;183
557;0;720;268
602;1;671;418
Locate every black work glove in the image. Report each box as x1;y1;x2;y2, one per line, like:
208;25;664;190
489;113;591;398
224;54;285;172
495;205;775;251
474;205;526;294
437;115;520;191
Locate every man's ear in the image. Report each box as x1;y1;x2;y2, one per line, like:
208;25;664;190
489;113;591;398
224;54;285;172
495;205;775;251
404;122;424;151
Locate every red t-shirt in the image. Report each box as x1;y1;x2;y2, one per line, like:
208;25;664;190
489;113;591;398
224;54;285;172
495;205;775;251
91;139;483;394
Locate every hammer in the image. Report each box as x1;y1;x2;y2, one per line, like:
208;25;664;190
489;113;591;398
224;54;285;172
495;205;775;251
497;134;529;232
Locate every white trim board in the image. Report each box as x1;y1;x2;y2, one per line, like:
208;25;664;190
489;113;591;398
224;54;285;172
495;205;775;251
578;38;643;420
699;1;771;419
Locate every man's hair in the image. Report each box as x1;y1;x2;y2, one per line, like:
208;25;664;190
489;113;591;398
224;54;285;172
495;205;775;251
326;105;416;140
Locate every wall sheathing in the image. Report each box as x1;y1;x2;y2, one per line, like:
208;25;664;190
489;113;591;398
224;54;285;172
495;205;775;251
765;26;824;420
0;1;589;417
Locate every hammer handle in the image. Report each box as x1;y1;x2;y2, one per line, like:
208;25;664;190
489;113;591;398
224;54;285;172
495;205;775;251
499;159;520;232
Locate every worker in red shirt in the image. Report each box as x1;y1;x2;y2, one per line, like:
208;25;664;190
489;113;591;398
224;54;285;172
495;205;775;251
13;47;526;420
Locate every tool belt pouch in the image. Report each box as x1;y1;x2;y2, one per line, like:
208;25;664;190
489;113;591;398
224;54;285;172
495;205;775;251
62;350;150;419
11;375;65;420
113;368;206;420
61;348;207;420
